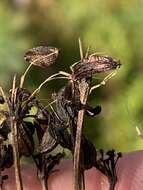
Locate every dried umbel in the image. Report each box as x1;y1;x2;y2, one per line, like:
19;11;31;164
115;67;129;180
72;54;121;80
0;41;122;190
24;46;60;67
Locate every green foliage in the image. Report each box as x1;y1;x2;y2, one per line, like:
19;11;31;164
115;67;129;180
0;2;29;85
0;0;143;151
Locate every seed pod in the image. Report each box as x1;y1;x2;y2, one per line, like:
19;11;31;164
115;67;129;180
24;46;60;68
72;54;121;80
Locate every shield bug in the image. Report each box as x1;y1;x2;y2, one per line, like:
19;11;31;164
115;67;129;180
24;46;60;68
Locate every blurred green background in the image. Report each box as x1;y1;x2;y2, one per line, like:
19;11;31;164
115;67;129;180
0;0;143;152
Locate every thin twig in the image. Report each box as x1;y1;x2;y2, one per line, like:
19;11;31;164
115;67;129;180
11;76;23;190
20;63;33;88
41;100;57;111
73;79;89;190
0;79;23;190
41;179;48;190
90;71;117;93
27;72;69;101
73;39;87;190
11;119;23;190
78;38;84;59
85;46;90;58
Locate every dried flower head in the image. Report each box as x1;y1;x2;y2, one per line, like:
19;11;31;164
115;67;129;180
72;53;121;80
24;46;60;68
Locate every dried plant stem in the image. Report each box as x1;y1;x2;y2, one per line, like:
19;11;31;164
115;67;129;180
85;46;90;58
78;38;84;59
11;76;23;190
74;79;90;190
90;71;117;93
109;176;117;190
28;71;70;101
74;110;85;190
73;39;88;190
11;119;23;190
41;179;48;190
20;63;33;88
0;81;23;190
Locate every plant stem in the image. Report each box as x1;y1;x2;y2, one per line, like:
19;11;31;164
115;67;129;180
11;76;23;190
41;178;48;190
27;72;69;101
0;82;23;190
11;119;23;190
109;176;117;190
20;63;33;88
73;79;90;190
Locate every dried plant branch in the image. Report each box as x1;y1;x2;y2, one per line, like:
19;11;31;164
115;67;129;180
90;71;117;93
73;39;88;190
85;46;90;58
11;119;23;190
27;72;70;101
0;78;23;190
73;79;90;190
0;42;121;190
11;76;23;190
20;63;33;88
78;38;84;59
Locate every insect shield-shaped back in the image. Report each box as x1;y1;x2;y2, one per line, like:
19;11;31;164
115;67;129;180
24;46;60;68
72;54;121;80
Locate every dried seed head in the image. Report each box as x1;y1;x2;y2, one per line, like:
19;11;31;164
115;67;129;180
88;54;121;71
72;53;121;80
24;46;60;68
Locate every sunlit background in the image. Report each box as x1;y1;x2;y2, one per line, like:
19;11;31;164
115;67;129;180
1;0;143;152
